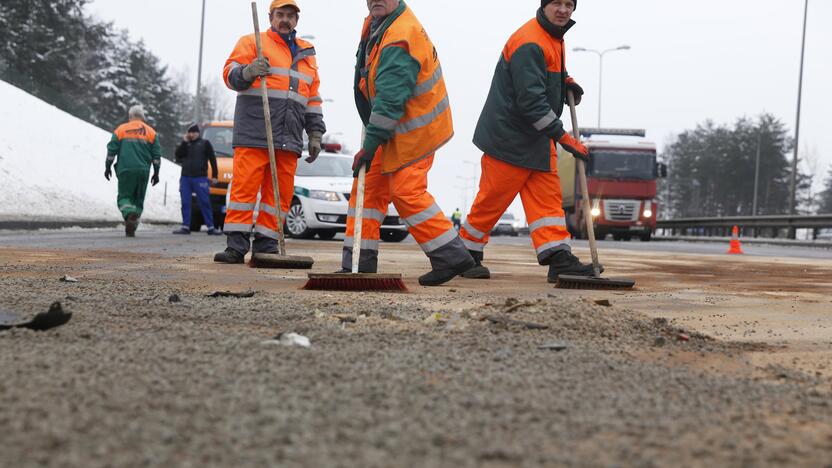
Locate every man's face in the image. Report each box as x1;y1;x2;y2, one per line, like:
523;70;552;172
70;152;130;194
187;131;200;141
543;0;575;27
367;0;398;19
270;6;299;34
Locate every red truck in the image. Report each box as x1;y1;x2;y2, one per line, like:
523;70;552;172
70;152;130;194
557;129;667;241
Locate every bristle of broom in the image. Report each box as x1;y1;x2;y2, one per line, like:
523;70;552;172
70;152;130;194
303;277;408;292
556;277;636;291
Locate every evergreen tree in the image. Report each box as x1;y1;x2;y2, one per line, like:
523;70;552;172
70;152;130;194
819;168;832;214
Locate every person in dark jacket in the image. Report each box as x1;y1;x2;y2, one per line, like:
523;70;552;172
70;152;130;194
173;124;222;235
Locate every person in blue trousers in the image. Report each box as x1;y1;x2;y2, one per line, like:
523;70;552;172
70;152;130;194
173;124;222;235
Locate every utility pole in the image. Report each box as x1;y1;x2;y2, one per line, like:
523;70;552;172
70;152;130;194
194;0;207;123
752;131;762;217
788;0;809;238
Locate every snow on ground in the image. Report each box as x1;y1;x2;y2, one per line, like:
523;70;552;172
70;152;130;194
0;80;181;223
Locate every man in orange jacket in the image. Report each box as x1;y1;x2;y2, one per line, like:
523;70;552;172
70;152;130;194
215;0;325;263
343;0;475;286
461;0;601;283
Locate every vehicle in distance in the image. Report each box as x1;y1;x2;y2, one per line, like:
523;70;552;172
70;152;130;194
491;212;522;237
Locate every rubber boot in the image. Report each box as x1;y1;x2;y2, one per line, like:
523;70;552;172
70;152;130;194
418;256;476;287
547;250;603;283
125;213;139;238
214;248;245;264
461;250;490;279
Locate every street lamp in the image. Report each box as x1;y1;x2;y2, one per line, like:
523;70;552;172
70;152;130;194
572;45;631;128
789;0;809;225
194;0;207;123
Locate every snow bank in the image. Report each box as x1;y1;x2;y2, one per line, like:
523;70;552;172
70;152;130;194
0;80;181;223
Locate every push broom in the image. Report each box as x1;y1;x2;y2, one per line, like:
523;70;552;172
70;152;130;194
248;1;314;270
556;90;635;290
304;148;407;292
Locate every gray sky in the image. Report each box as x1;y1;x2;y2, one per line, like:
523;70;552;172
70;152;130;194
89;0;831;218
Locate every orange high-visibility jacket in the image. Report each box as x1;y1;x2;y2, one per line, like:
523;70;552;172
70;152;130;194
358;3;453;174
223;30;325;154
106;120;162;173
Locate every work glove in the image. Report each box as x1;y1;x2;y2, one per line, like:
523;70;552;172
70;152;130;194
558;133;589;162
151;172;160;187
352;149;374;178
564;77;584;106
306;132;323;163
104;164;112;181
242;57;270;81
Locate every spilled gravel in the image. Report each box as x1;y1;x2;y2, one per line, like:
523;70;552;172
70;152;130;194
1;269;831;468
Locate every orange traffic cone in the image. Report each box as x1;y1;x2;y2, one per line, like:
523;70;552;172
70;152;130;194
727;226;744;255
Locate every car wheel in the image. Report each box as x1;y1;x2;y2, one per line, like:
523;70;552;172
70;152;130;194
317;230;337;241
594;230;606;241
640;233;652;242
381;229;410;243
285;199;315;239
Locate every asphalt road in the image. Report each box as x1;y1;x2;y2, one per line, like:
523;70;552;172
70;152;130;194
2;225;831;260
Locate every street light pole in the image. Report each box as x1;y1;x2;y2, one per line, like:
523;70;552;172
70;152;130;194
753;131;762;216
788;0;809;222
573;45;631;128
194;0;207;123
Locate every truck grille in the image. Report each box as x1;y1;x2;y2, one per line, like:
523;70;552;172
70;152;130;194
603;200;640;222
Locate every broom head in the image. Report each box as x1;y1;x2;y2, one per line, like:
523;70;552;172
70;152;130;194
304;273;408;292
556;274;636;290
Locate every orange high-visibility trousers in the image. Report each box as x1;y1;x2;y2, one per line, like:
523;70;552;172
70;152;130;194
461;150;571;265
224;147;298;241
342;154;468;272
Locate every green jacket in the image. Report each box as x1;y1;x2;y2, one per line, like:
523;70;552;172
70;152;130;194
354;0;421;155
473;10;575;172
106;120;162;174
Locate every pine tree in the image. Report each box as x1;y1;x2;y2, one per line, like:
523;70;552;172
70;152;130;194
819;168;832;214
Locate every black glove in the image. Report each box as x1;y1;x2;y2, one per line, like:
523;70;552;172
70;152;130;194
242;57;270;81
307;132;323;163
564;77;584;106
104;164;112;181
352;149;374;178
151;172;160;187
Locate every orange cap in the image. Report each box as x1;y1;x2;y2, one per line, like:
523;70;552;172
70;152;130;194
270;0;300;13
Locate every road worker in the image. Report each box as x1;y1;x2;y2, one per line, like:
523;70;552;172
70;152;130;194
215;0;326;264
105;105;162;238
343;0;475;286
460;0;601;282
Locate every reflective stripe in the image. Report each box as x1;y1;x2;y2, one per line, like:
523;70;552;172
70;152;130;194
412;65;443;97
348;208;387;223
121;138;152;144
462;238;485;252
268;67;313;84
533;111;557;131
419;227;458;253
259;203;288;219
237;88;309;106
535;239;571;256
293;48;316;64
254;224;278;239
403;203;441;227
463;221;486;240
343;237;380;251
308;96;323;104
223;222;253;233
227;202;257;212
529;217;566;233
118;204;136;210
305;106;323;115
396;96;450;135
369;112;398;131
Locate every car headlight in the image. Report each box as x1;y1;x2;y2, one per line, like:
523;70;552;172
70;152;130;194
590;207;601;217
308;190;340;202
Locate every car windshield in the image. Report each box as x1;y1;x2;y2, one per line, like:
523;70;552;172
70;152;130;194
296;155;353;177
589;151;656;180
202;126;233;157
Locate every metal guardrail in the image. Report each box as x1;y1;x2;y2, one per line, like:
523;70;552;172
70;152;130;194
657;215;832;230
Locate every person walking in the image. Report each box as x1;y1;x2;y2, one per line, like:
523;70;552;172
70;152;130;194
105;105;162;238
460;0;600;282
342;0;475;286
451;208;462;231
215;0;326;263
173;124;222;235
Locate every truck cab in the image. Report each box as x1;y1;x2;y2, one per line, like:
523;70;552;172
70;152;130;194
558;129;667;241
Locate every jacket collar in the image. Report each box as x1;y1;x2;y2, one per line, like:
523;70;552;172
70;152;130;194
536;7;575;39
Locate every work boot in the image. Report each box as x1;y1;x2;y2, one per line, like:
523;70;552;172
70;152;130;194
418;256;476;287
206;227;223;236
547;250;603;283
214;248;245;264
172;226;191;235
461;250;490;279
125;213;139;238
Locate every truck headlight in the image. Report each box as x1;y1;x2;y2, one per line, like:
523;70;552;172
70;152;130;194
643;200;654;218
308;190;340;202
643;210;653;218
590;207;601;217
